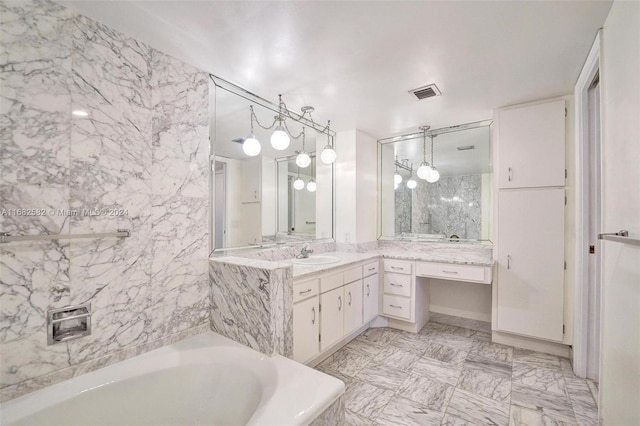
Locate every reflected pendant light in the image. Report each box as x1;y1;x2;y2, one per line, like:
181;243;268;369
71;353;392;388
307;156;316;192
426;135;440;183
393;155;403;184
416;125;432;180
293;167;305;190
296;127;312;168
407;177;417;189
320;120;337;164
271;95;291;150
243;106;261;156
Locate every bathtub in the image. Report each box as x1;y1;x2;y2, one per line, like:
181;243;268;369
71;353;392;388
0;332;344;425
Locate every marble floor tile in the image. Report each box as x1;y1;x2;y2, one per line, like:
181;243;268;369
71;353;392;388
586;380;599;408
388;332;431;355
446;388;510;426
512;363;567;396
397;373;454;411
469;340;514;362
457;365;511;402
344;379;395;420
356;327;400;346
422;341;468;366
372;346;421;371
374;395;445;426
509;405;578;426
472;331;492;342
426;332;474;352
559;358;575;376
441;413;476;425
513;348;562;370
429;312;491;333
564;376;599;426
511;383;576;421
315;364;358;387
465;354;512;378
346;409;373;426
347;338;387;357
318;346;373;377
411;356;462;386
356;362;409;391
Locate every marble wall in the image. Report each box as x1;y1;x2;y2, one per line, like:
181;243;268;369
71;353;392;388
395;175;482;239
0;0;209;401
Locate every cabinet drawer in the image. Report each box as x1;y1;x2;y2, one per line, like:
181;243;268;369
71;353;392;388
383;273;411;297
320;272;344;293
383;259;412;275
416;261;487;283
344;266;363;284
363;261;379;277
382;295;411;320
293;279;319;303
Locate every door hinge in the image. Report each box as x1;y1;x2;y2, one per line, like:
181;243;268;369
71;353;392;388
589;245;595;254
564;195;567;205
319;334;321;343
319;304;322;313
565;107;568;117
564;261;567;270
565;169;568;179
563;325;566;334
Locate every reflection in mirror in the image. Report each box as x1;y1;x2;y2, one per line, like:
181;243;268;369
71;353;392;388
379;121;492;242
210;76;334;251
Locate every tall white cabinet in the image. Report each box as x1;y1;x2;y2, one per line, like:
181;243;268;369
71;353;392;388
495;99;566;342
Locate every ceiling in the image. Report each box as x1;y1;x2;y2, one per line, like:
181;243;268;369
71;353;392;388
61;1;612;139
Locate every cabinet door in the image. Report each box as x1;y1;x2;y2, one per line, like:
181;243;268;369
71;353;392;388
498;100;565;189
497;188;565;341
320;287;344;351
344;280;363;335
293;296;319;363
363;274;380;323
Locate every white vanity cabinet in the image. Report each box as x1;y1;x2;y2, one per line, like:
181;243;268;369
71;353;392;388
293;295;319;363
343;280;363;336
382;259;414;321
363;261;380;323
320;286;345;351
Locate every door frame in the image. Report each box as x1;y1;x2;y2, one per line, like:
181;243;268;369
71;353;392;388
573;31;602;378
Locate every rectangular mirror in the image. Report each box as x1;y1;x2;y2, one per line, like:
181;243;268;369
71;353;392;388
379;120;492;242
210;76;334;251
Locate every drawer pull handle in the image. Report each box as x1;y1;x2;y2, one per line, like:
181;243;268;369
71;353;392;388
389;283;403;287
507;255;512;270
366;284;370;296
508;167;513;182
442;270;459;275
338;296;342;311
299;289;313;295
389;304;402;309
390;266;404;270
348;291;352;306
368;267;376;271
311;307;316;324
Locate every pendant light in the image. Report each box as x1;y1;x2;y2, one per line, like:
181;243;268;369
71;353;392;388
320;120;337;164
406;176;417;189
293;167;305;190
271;95;290;150
296;127;311;168
416;125;432;180
306;156;317;192
243;106;261;156
426;135;440;183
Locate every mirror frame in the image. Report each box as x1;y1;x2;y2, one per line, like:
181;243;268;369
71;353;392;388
377;120;493;243
209;74;336;254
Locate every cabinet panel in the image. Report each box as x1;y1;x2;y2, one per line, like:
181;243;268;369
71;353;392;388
498;100;566;189
293;279;319;303
382;294;411;320
293;296;319;363
363;261;379;277
320;272;344;293
363;274;380;323
415;262;488;283
497;188;565;341
344;280;363;335
320;287;344;351
383;259;413;275
383;273;411;297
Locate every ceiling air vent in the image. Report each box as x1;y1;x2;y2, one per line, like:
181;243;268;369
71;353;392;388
409;83;442;100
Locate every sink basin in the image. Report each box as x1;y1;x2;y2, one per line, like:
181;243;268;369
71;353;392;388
291;255;341;265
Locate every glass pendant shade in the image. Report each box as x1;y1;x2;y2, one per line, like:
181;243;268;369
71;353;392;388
394;172;403;185
293;177;305;190
407;178;417;189
271;126;290;150
426;167;440;183
296;152;311;168
243;134;261;156
394;182;399;190
321;144;337;164
306;179;317;192
416;162;432;180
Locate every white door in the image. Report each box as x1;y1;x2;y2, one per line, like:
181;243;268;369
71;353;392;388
241;157;261;203
214;163;226;249
498;100;566;189
363;274;380;323
293;296;319;363
497;188;565;341
320;287;344;351
344;280;363;335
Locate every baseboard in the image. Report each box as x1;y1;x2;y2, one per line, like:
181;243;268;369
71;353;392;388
430;305;491;323
492;330;571;357
386;317;422;334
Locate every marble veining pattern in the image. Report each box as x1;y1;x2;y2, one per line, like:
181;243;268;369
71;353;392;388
0;0;210;400
309;395;346;426
314;316;598;426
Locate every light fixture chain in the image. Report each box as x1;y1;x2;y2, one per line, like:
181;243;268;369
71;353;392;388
250;105;278;131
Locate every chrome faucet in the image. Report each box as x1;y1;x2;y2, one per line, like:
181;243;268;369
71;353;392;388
296;243;314;259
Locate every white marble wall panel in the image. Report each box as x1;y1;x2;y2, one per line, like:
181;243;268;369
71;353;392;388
0;0;210;400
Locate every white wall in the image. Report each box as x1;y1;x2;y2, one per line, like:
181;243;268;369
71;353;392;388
480;173;492;240
335;130;357;243
261;156;276;237
315;134;333;239
380;143;395;237
599;2;640;423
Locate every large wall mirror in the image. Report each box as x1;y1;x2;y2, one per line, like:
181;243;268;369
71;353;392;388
210;76;335;251
379;120;492;242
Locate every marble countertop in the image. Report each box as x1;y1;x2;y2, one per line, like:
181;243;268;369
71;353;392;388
378;249;494;267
